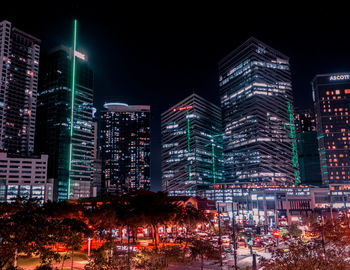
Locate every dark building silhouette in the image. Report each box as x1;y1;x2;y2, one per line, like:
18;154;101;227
36;45;94;201
295;108;322;186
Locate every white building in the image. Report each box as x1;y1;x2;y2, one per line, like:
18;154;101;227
0;152;53;203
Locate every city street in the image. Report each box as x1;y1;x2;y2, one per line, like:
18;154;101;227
169;247;272;269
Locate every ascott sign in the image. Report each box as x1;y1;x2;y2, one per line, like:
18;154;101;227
172;105;193;112
329;74;350;81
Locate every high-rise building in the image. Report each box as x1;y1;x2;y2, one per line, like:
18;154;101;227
161;93;223;192
91;108;102;197
295;108;322;186
0;20;40;155
312;73;350;184
219;37;299;185
36;43;94;201
295;108;316;133
100;103;151;194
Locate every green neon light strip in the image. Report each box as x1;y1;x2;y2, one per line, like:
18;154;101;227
68;19;77;199
212;143;216;184
287;101;301;185
187;111;191;182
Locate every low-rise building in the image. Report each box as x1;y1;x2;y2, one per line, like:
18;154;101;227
169;183;347;226
0;152;53;203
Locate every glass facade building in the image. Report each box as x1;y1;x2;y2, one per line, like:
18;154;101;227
100;103;151;194
219;37;299;184
295;108;322;186
312;73;350;184
36;46;94;201
161;93;223;192
0;20;40;155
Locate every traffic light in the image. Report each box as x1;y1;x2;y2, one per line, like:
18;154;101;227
272;230;280;239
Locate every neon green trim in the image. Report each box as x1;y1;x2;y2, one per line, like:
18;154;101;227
287;101;301;185
68;19;77;199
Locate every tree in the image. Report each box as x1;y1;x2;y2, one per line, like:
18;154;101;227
288;224;302;238
0;198;62;268
189;238;221;270
128;191;177;250
173;205;209;254
133;246;184;270
259;237;350;270
59;218;90;269
260;216;350;270
85;244;131;270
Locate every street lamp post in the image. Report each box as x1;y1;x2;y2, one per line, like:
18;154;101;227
88;237;91;257
231;202;238;270
217;203;223;267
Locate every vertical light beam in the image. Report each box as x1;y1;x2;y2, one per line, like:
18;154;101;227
68;19;77;199
187;111;191;183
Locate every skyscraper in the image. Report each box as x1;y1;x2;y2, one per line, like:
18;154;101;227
219;37;299;185
312;73;350;184
100;103;151;194
0;20;40;155
36;42;94;200
295;108;322;186
91;108;102;197
161;93;223;193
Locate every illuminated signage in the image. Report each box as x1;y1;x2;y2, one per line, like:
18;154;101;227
74;50;86;61
172;105;193;112
329;74;350;81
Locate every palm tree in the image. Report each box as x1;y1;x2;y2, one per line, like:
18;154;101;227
189;238;221;270
128;191;177;250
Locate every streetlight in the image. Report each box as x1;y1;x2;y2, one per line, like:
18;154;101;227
231;202;238;270
88;224;93;257
88;237;91;256
217;203;223;268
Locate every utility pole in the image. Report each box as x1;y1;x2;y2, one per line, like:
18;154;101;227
217;203;223;267
321;214;326;255
252;253;257;270
231;202;238;270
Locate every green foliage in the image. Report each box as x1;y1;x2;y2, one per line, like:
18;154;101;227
133;246;185;270
189;238;221;270
260;217;350;270
288;224;302;237
85;245;131;270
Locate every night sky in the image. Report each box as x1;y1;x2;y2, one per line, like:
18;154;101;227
2;3;350;191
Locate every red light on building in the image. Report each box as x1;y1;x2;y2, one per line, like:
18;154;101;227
172;105;193;112
272;230;280;238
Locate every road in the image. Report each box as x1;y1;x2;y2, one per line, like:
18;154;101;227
168;247;271;269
